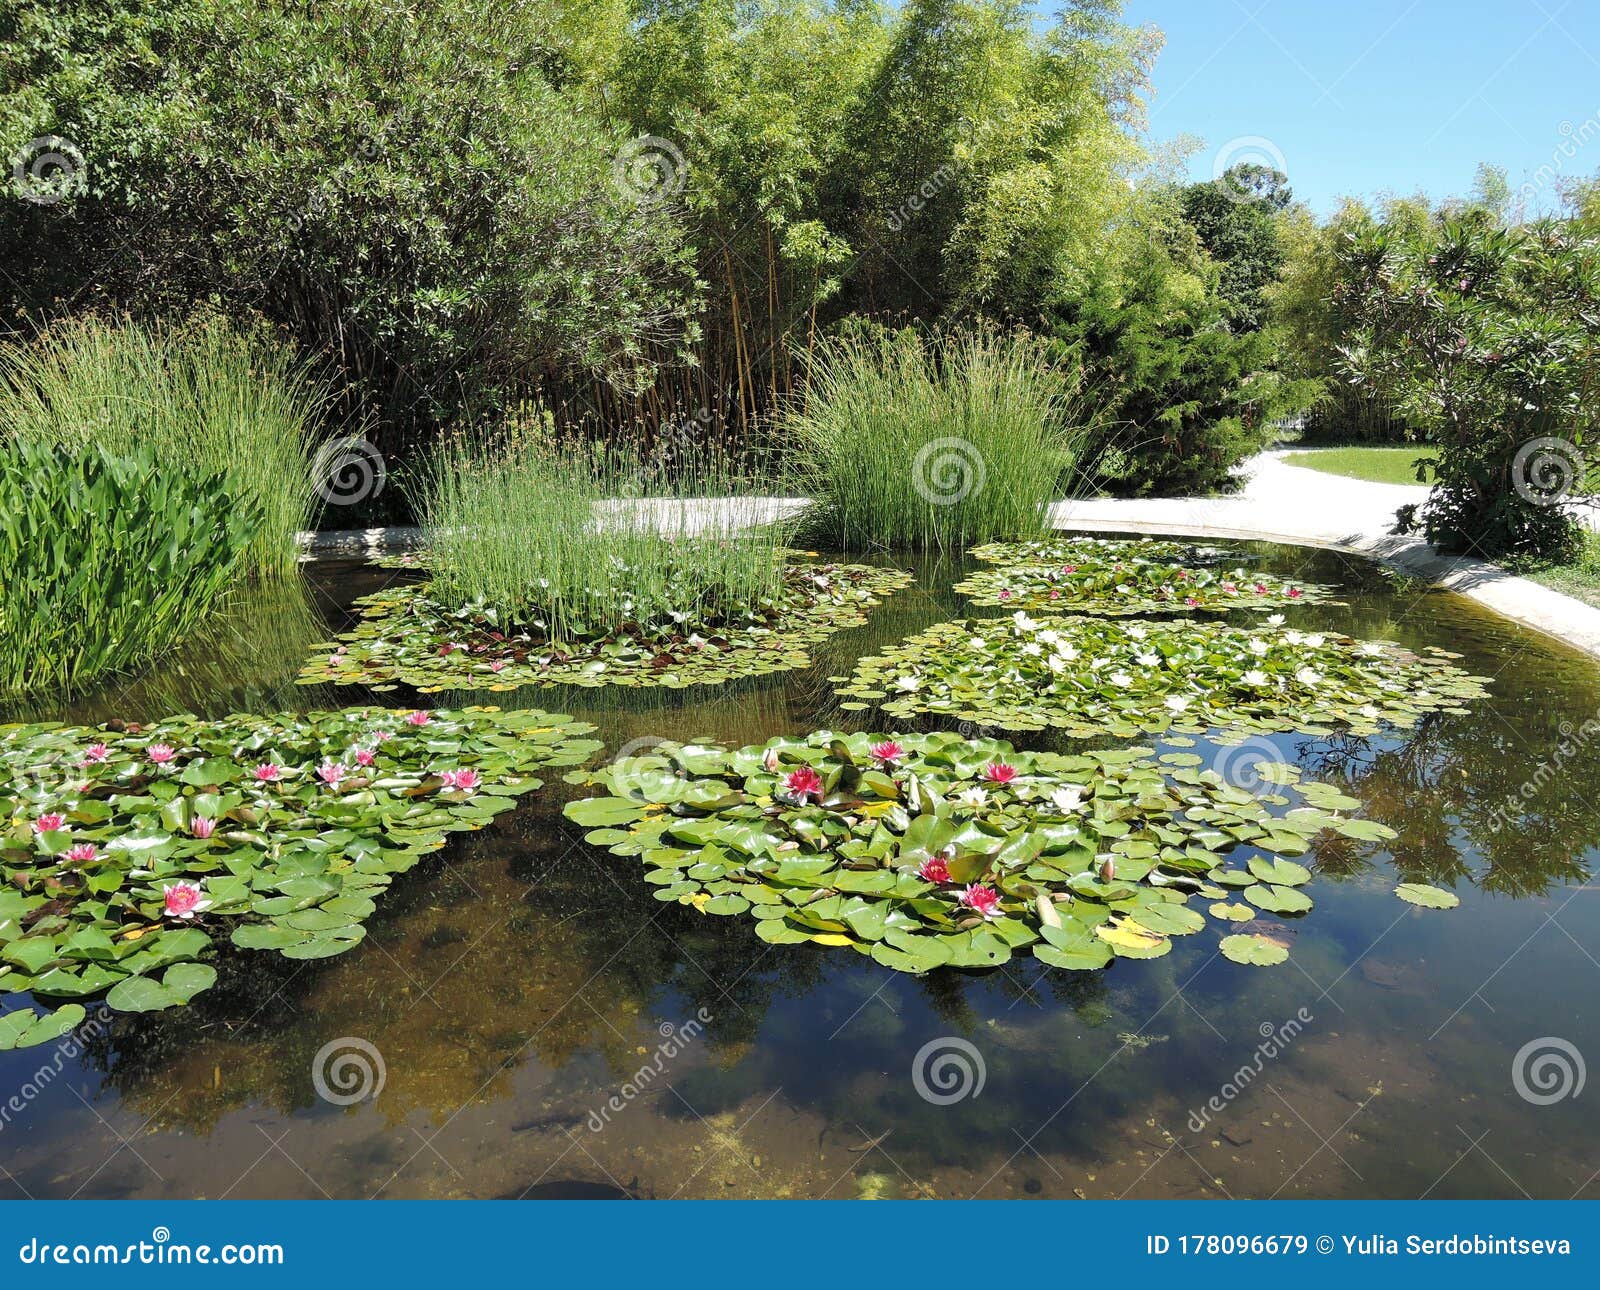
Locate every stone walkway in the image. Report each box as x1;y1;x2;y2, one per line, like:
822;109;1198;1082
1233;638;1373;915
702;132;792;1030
300;453;1600;661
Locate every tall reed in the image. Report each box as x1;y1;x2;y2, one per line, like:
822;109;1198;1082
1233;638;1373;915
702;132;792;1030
416;424;790;642
0;314;327;579
785;328;1086;552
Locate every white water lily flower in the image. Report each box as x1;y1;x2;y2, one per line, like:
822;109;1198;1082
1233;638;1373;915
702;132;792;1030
1022;642;1042;657
1360;641;1386;656
895;675;921;693
1295;666;1322;686
1359;704;1380;719
1036;630;1060;647
1050;786;1085;814
1248;638;1269;656
955;786;988;810
1125;625;1147;640
1164;695;1191;712
1266;614;1285;627
1284;630;1305;646
1056;644;1079;661
1046;655;1068;675
1242;669;1269;686
1011;610;1041;633
1304;633;1326;648
1109;671;1133;688
1135;652;1159;668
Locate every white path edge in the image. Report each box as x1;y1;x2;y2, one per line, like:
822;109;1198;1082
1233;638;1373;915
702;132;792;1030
297;455;1600;661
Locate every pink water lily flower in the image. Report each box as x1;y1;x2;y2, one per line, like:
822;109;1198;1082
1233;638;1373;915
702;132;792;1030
1288;587;1303;599
1253;583;1268;594
253;762;282;783
317;761;347;787
65;843;98;864
781;766;824;802
33;813;66;834
1061;565;1077;574
997;589;1012;600
868;740;907;767
406;710;432;726
146;743;176;765
191;817;215;840
1049;589;1062;600
369;730;394;744
1222;582;1237;594
982;762;1018;786
162;881;211;921
488;660;507;673
918;855;951;884
438;768;481;794
1184;597;1199;608
354;748;376;767
80;743;110;765
959;884;1002;920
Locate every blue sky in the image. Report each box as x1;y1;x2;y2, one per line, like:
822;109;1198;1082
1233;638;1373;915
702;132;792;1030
1118;0;1600;214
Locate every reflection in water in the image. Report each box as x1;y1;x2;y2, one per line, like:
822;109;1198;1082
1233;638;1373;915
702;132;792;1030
3;541;1600;1199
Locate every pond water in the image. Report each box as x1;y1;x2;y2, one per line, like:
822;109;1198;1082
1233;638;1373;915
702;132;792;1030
3;538;1599;1200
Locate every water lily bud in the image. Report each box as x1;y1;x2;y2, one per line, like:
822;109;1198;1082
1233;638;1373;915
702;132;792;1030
1098;856;1116;883
762;748;780;773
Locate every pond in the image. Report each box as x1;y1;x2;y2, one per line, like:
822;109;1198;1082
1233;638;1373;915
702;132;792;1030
2;537;1598;1200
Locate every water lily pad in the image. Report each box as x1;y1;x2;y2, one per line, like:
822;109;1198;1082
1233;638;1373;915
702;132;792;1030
298;560;911;692
0;1003;87;1051
564;730;1385;975
958;538;1336;616
1395;882;1461;909
1;705;600;1015
1219;933;1290;966
1208;902;1255;922
836;612;1489;739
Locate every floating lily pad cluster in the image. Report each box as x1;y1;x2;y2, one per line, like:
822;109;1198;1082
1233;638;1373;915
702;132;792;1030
563;730;1399;974
835;611;1491;739
0;706;600;1045
298;561;911;692
958;537;1335;615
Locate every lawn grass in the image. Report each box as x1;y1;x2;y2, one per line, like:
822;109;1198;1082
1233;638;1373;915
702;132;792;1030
1281;445;1438;486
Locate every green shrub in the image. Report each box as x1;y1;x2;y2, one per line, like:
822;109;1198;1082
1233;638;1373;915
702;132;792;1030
416;425;789;643
786;328;1083;552
0;316;324;579
0;439;262;698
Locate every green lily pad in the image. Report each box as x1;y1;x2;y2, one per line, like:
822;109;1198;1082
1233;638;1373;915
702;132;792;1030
1395;882;1461;909
1220;933;1290;966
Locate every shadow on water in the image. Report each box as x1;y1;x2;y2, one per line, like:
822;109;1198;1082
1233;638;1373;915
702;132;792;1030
4;538;1600;1199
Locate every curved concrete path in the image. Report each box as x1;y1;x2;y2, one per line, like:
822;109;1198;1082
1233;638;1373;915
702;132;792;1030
300;455;1600;661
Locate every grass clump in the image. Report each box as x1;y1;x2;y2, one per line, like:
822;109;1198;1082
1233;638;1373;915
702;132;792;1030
0;314;328;579
1280;445;1437;486
0;439;263;698
785;328;1086;552
416;421;790;643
